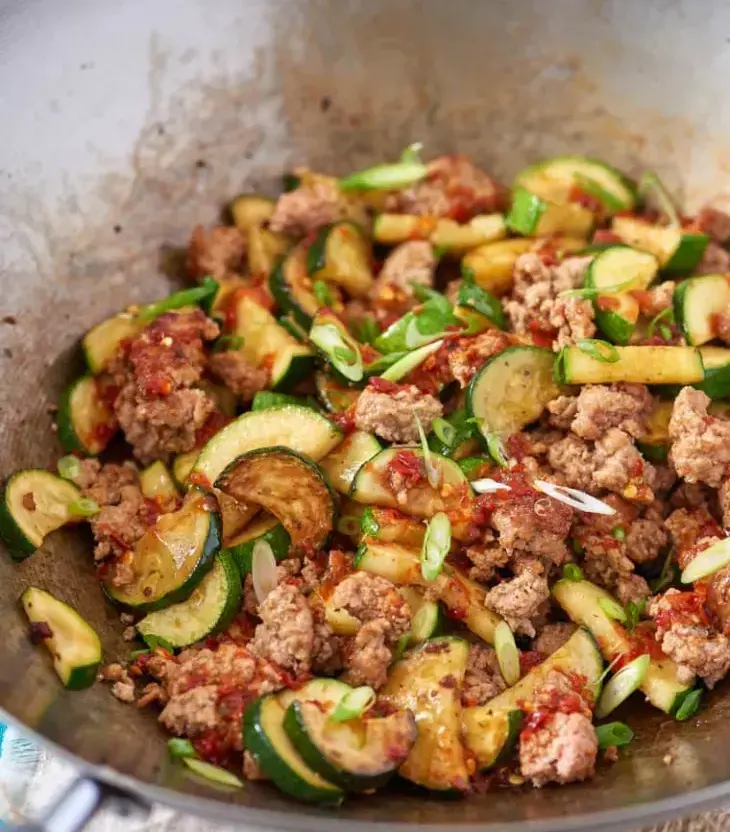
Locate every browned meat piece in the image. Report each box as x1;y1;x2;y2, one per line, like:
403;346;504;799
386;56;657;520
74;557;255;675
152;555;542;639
648;589;730;688
187;225;246;281
503;253;595;349
696;204;730;242
461;643;506;706
161;686;219;736
642;281;676;318
208;351;269;402
533;622;576;657
669;388;730;487
625;509;668;565
579;532;650;606
695;241;730;275
549;384;653;441
371;241;435;299
670;481;716;511
665;507;722;560
354;382;443;443
519;712;598;787
109;311;220;464
484;564;550;637
720;480;730;529
465;536;510;582
329;572;411;638
342;619;393;689
385;155;505;218
707;567;730;637
99;662;136;703
79;460;157;562
447;330;514;388
269;176;347;236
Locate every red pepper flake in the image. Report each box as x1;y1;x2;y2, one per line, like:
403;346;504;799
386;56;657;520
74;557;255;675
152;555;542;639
615;622;665;668
29;621;53;644
368;377;410;395
331;406;356;435
439;673;458;689
195;410;231;448
188;471;212;490
592;229;623;246
596;295;621;312
527;319;557;349
519;650;543;676
386;450;426;491
654;584;711;632
568;185;603;215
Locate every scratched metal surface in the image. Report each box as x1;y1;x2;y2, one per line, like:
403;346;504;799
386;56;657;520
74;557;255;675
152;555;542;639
2;0;730;829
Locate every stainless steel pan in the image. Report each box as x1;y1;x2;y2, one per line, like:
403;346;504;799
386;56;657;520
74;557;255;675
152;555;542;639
2;1;730;829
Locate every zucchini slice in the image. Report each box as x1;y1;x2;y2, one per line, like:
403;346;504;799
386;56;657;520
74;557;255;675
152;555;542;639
207;277;248;320
467;346;557;440
373;213;506;253
251;391;317;412
139;461;179;503
82;313;143;374
319;431;381;495
349;447;470;528
556;345;704;385
56;375;117;456
315;371;361;413
462;628;603;769
461;238;535;297
21;587;102;690
135;551;241;649
0;470;81;560
612;216;709;274
399;586;442;643
515;156;637;214
229;194;275;230
307;221;374;298
506;187;594;238
360;507;426;548
105;491;221;612
381;637;470;792
269;247;326;330
284;701;417;792
585;245;658;294
216;447;336;551
674;273;730;346
698;346;730;400
222;513;291;574
172;451;199;490
356;540;501;644
593;292;640;345
244;681;347;805
553;578;696;715
231;294;315;392
192;404;342;487
248;224;291;278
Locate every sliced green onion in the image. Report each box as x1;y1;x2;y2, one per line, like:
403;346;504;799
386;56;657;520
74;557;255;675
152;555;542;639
142;634;176;653
486;432;509;468
563;563;584;582
457;456;491;480
456;282;506;329
624;599;646;633
168;738;196;759
638;172;680;228
410;283;450;310
595;654;650;719
413;409;440;488
571;538;584;556
612;526;626;541
183;758;243;788
471;478;511;495
560;280;634;299
360;507;380;538
675;688;703;721
138;276;219;322
129;648;149;660
364;351;408;375
598;596;628;623
313;280;335;306
381;339;444;382
330;686;376;722
252;540;278;603
337;515;361;537
212;334;244;353
595;721;634;749
421;512;451;582
310;322;364;383
57;455;81;482
576;338;620;364
533;479;617;515
68;497;100;518
339;161;428;192
352;315;380;346
574;174;626;214
592;653;623;698
393;632;412;662
404;316;445;350
681;537;730;584
461;265;476;284
494;621;521;686
432;418;457;448
651;548;678;594
647;306;674;340
400;142;424;164
659;323;673;341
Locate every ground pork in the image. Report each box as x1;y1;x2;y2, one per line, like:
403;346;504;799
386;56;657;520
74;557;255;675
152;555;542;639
625;508;668;565
110;311;219;464
447;330;514;388
670;482;717;512
533;622;576;657
548;384;653;440
268;175;349;236
665;507;722;559
465;537;510;582
648;589;730;688
579;533;650;606
720;480;730;529
696;204;730;242
371;241;435;299
250;583;318;676
461;643;506;706
484;565;550;637
208;351;268;402
669;388;730;487
385;155;504;218
642;281;676;318
329;572;411;640
354;382;443;443
78;460;157;563
503;253;594;348
99;662;136;703
519;712;598;787
695;240;730;276
187;225;246;281
343;619;393;689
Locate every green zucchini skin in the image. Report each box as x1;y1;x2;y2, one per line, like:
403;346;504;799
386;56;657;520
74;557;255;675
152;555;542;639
223;517;291;575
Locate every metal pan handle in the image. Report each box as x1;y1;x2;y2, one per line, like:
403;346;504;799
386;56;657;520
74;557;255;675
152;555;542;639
7;776;150;832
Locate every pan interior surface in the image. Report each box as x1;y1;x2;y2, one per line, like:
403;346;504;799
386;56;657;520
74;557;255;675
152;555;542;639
2;0;730;827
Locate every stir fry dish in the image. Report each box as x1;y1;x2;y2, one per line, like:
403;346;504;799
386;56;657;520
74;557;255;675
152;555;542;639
6;150;730;800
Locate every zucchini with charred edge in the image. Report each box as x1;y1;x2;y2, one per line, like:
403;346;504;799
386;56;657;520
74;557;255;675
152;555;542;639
284;701;417;791
553;578;696;714
105;491;221;612
216;447;336;551
381;637;470;792
674;273;730;346
462;628;603;769
135;551;241;649
612;215;708;274
222;513;291;574
0;470;81;560
21;587;102;690
56;375;117;456
307;221;374;297
319;431;381;495
506;187;594;238
556;345;704;385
